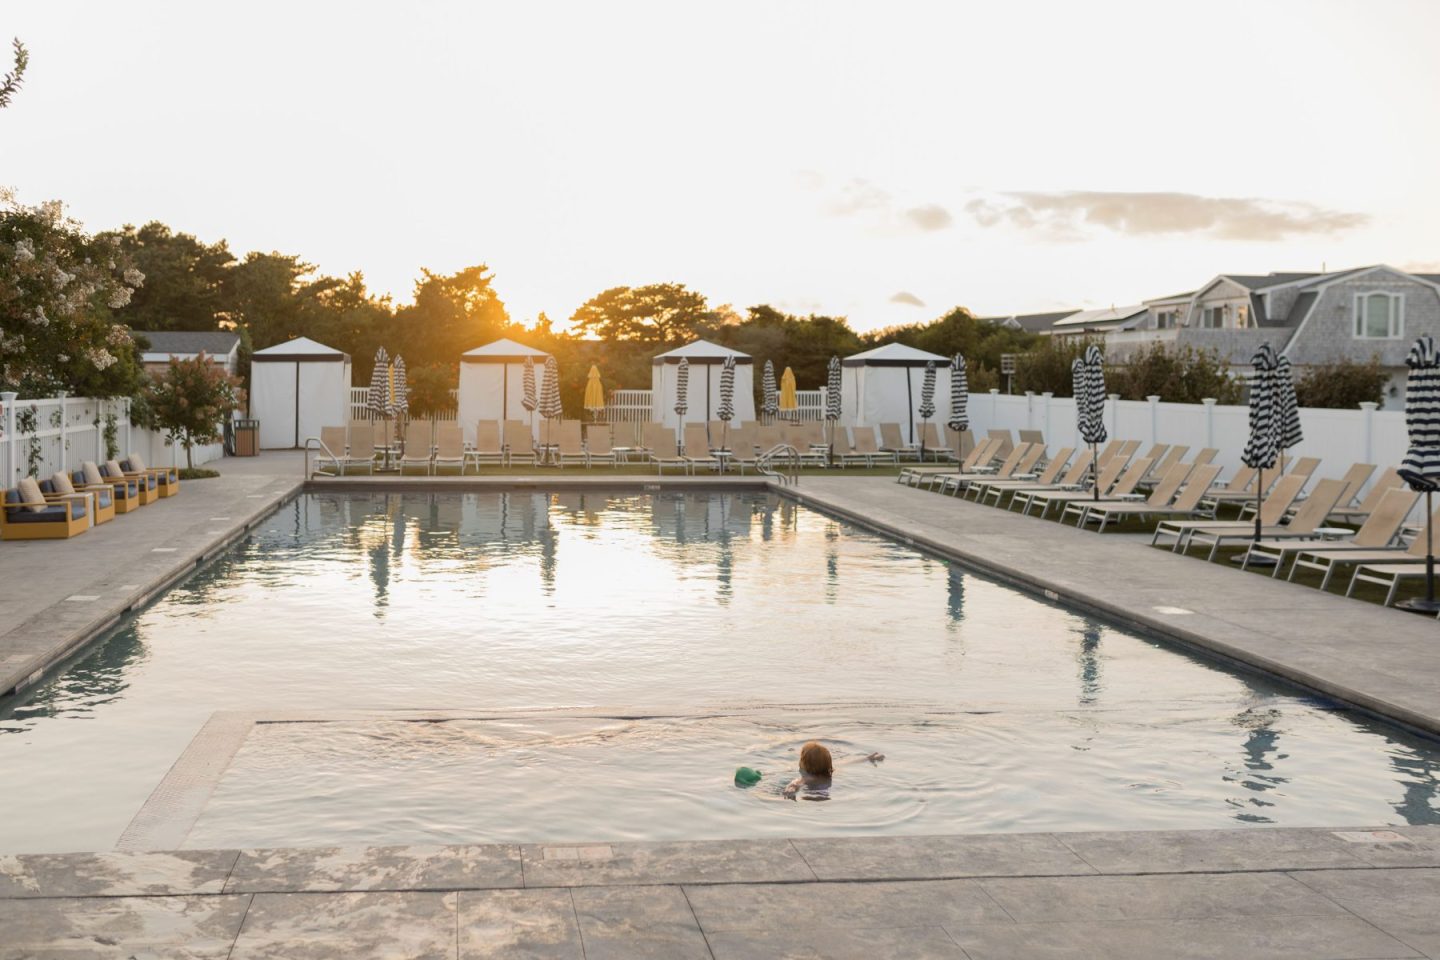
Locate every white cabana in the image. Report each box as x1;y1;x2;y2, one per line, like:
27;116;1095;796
250;337;352;449
650;340;755;430
840;343;950;443
456;338;552;443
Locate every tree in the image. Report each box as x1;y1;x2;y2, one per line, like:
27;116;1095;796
569;283;719;346
394;265;511;368
1294;356;1388;409
0;192;148;398
102;222;236;332
0;38;27;110
1013;336;1091;397
721;305;863;388
1110;343;1243;404
140;354;244;468
865;307;1039;376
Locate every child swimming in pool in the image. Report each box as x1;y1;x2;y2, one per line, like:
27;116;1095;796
781;741;884;800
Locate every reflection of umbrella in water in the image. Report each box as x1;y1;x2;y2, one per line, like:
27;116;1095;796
1076;619;1102;705
946;566;965;623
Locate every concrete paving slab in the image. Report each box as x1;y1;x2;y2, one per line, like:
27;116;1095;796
0;848;239;899
978;872;1350;922
224;843;522;893
520;838;815;887
458;888;585;959
945;915;1422;960
684;878;1010;932
228;890;456;960
707;923;968;959
568;884;711;959
790;833;1095;881
1291;868;1440;958
1055;827;1373;873
0;893;250;960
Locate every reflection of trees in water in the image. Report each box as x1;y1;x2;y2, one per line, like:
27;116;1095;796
0;624;146;731
1075;620;1102;706
1389;744;1440;824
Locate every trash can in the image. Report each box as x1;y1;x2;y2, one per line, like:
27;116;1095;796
233;419;260;457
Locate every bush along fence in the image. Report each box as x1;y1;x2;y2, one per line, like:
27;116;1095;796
0;393;223;487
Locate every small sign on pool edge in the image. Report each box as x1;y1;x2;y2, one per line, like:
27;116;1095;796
1333;830;1410;843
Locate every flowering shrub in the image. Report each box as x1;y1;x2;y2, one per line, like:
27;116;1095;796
138;353;244;467
0;191;147;398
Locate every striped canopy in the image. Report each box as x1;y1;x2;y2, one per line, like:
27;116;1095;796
717;356;736;423
824;356;842;422
367;348;390;418
674;358;689;418
390;356;409;418
1275;355;1303;453
1241;343;1279;470
1078;345;1107;445
761;360;778;417
521;356;537;413
539;355;562;420
918;360;937;421
1399;335;1440;492
947;354;968;432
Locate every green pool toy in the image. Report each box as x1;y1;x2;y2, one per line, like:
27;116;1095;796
734;766;763;787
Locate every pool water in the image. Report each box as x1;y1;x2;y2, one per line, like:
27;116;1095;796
2;490;1438;852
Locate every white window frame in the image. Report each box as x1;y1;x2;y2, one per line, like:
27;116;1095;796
1353;291;1405;340
1200;306;1225;329
1155;310;1175;330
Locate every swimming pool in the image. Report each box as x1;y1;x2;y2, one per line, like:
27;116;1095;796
2;490;1437;852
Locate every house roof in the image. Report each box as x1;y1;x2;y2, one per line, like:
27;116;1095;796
460;337;550;360
651;339;753;365
252;337;349;361
134;330;240;358
1051;304;1148;330
978;310;1081;333
1222;272;1323;290
1143;292;1195;306
842;343;948;367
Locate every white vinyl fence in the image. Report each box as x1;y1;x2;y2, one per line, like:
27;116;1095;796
348;386;456;422
0;393;223;487
965;390;1401;487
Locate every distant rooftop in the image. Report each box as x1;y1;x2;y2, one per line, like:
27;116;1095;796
134;330;240;357
977;310;1081;333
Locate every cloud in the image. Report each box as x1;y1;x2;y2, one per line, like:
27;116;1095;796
965;191;1368;241
903;204;953;231
889;290;926;307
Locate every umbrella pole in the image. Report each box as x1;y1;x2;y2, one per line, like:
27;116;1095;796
1091;442;1099;502
1254;468;1263;543
1397;490;1440;613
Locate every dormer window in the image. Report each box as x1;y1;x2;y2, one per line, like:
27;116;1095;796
1355;292;1403;339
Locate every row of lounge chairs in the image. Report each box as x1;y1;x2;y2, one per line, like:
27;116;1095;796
1;454;180;541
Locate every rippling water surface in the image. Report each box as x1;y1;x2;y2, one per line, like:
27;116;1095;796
2;491;1438;851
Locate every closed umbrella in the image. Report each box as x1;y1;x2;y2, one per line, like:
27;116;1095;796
824;355;842;462
673;358;690;446
918;360;937;461
1078;345;1108;501
522;355;537;434
717;356;736;456
367;348;391;468
779;366;798;422
762;360;778;422
1275;355;1303;473
391;356;410;454
540;355;562;449
583;365;605;418
1240;342;1280;547
1396;335;1440;613
948;354;969;465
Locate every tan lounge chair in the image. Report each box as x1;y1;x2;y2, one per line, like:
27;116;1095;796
1071;463;1223;532
468;420;505;469
682;423;721;472
1242;487;1420;576
502;419;533;465
1020;456;1154;519
646;423;689;474
1063;459;1194;526
971;447;1076;506
907;437;1002;488
1012;454;1134;517
586;425;617;467
879;422;920;461
1329;467;1402;524
555;421;588;468
1156;474;1308;550
432;424;466;474
1288;504;1440;590
1184;478;1348;561
936;443;1038;496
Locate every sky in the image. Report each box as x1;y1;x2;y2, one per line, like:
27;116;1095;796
3;0;1439;333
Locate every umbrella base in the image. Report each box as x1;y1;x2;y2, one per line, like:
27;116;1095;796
1394;598;1440;615
1229;552;1278;568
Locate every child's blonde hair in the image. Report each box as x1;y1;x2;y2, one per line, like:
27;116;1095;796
799;741;833;776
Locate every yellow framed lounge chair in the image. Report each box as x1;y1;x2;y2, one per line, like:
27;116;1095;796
123;453;179;498
2;477;88;540
64;467;118;524
45;471;114;525
82;461;140;514
103;458;157;505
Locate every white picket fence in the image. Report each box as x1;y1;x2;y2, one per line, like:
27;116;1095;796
963;390;1402;489
347;386;457;422
0;392;224;487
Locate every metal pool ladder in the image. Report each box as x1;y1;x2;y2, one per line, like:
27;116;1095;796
757;443;801;486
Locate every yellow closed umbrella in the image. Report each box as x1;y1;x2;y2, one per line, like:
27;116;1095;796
779;366;799;421
583;365;605;416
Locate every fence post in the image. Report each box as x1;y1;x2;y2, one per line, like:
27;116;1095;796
1042;392;1053;443
1202;398;1216;450
1024;390;1035;430
57;391;68;475
1360;401;1378;465
124;397;132;458
1;391;15;485
989;388;999;432
1107;393;1119;439
1146;395;1160;446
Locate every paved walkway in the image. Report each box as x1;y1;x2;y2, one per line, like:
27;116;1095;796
0;453;306;697
789;477;1440;737
2;826;1438;958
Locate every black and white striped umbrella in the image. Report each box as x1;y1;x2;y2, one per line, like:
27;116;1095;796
367;347;390;419
919;360;937;421
1241;343;1279;471
540;355;562;421
947;354;968;432
1079;345;1107;445
1400;335;1440;492
1275;355;1303;454
674;358;689;419
391;356;409;419
761;359;778;418
825;356;841;421
522;356;537;414
717;356;736;422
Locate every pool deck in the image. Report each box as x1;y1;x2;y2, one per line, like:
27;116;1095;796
7;456;1440;956
3;826;1439;958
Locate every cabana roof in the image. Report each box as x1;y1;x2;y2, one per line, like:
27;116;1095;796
460;338;551;363
251;337;349;362
651;339;753;365
842;343;947;367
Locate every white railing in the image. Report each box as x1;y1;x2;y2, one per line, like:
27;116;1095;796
0;392;223;486
348;386;456;422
